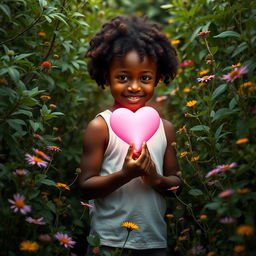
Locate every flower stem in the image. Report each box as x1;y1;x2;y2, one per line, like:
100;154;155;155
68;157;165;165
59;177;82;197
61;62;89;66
119;230;131;256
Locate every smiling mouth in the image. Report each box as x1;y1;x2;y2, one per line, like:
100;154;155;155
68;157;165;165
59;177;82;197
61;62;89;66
126;96;143;103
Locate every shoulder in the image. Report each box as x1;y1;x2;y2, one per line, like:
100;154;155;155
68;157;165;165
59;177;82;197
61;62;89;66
161;118;176;143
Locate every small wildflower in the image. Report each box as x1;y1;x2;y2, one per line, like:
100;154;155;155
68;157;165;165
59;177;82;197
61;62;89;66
12;169;28;176
121;221;139;231
207;180;220;186
47;145;61;152
166;213;174;218
55;232;76;248
235;138;248;144
38;234;51;242
231;63;241;68
8;194;31;214
178;235;187;241
197;30;211;36
233;245;245;253
222;66;248;82
191;156;200;162
180;151;190;158
171;40;181;45
180;228;190;234
92;247;101;254
38;31;46;37
177;125;186;134
206;59;214;65
198;82;206;87
207;252;216;256
241;81;253;87
205;162;237;178
26;217;46;225
218;189;235;198
40;61;52;69
220;217;235;224
199;69;210;76
56;182;70;191
20;241;39;251
25;154;48;168
80;201;93;208
236;188;251;194
32;134;43;140
170;88;179;96
236;225;254;236
40;95;51;101
183;88;190;93
180;60;194;67
197;75;215;83
168;186;180;191
167;19;174;24
32;148;50;161
49;104;57;109
186;100;197;107
155;95;168;102
200;215;207;220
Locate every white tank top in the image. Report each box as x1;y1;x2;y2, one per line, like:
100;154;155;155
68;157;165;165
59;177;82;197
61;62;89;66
89;109;167;249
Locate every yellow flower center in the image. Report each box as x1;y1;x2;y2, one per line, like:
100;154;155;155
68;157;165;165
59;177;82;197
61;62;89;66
60;237;69;244
15;199;25;208
32;156;43;163
230;70;239;79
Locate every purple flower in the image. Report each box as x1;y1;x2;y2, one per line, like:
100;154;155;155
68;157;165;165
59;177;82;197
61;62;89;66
32;148;51;161
54;232;76;248
218;189;235;198
222;66;248;82
26;217;46;225
25;153;48;168
205;162;237;178
207;180;220;186
12;169;29;176
197;75;215;83
8;194;31;214
220;217;236;224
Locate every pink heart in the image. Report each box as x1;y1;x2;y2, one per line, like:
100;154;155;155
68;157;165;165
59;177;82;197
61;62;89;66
110;106;160;152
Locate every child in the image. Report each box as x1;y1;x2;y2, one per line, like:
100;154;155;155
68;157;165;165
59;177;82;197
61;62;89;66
79;14;181;256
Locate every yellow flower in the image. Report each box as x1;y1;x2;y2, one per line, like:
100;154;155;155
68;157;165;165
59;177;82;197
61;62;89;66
241;81;253;87
231;63;241;68
249;85;256;92
171;40;181;45
180;151;189;158
191;156;200;162
20;241;39;251
178;235;187;241
199;69;210;76
198;82;206;87
38;31;46;37
56;182;70;191
236;225;254;236
207;252;216;256
40;95;51;101
237;188;251;194
121;222;139;231
183;88;191;93
235;138;249;144
233;245;245;252
166;213;174;218
167;19;174;24
200;215;207;220
186;100;197;107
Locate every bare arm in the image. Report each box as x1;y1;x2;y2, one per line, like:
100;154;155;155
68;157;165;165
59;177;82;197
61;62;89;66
79;116;153;200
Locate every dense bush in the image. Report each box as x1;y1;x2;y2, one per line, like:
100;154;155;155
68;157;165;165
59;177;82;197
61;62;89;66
0;0;255;256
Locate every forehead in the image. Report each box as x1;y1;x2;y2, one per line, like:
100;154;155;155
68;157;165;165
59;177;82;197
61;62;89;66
110;50;157;71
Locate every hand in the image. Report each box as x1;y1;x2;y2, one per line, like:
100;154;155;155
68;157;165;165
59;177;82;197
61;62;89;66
121;142;152;179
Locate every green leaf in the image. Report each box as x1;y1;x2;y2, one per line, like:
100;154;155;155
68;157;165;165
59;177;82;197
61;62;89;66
0;4;11;18
29;120;40;132
190;125;210;132
11;109;33;118
231;42;248;58
40;179;56;187
211;84;227;100
215;123;225;139
212;108;239;122
46;201;56;213
214;31;241;39
14;53;34;61
7;67;20;81
188;189;203;196
87;236;101;247
204;202;220;210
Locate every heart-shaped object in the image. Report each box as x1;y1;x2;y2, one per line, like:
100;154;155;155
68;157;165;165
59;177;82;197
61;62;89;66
110;106;160;152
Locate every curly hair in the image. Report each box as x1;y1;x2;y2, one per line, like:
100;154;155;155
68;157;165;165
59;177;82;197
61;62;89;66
86;14;179;89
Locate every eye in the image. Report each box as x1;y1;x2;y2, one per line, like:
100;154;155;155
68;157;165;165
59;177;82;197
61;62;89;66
140;75;152;82
116;75;128;82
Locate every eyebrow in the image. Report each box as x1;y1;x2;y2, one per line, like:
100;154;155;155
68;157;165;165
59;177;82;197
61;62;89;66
115;70;154;74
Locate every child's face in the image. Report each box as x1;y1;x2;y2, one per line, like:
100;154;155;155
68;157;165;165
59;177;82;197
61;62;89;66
109;50;158;112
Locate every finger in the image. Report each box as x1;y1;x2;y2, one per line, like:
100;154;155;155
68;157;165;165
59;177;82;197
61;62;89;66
126;143;134;159
136;142;147;163
144;159;152;174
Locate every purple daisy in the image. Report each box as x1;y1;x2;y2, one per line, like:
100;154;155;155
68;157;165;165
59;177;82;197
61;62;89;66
25;153;48;168
26;217;46;225
8;194;31;214
197;75;215;83
222;66;248;82
54;232;76;248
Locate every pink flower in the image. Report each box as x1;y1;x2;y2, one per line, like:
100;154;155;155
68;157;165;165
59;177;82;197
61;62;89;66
32;134;43;140
54;232;76;248
220;217;236;224
12;169;29;176
26;217;46;225
197;30;211;36
80;201;93;208
207;180;220;186
25;154;48;168
47;145;61;152
218;189;235;198
155;95;168;102
180;60;194;67
32;148;51;161
197;75;215;83
222;66;248;82
205;162;237;178
8;194;31;214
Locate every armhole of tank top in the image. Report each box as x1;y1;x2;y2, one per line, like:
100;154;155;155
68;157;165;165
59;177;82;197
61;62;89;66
160;119;168;148
95;110;112;157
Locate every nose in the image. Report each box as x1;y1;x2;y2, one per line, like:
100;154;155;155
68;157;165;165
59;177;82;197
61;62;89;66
127;80;141;92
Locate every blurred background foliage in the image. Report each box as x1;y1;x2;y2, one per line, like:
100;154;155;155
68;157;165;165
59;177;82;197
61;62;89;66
0;0;255;255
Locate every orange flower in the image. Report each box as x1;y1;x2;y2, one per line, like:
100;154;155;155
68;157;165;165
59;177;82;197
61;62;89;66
183;88;191;93
171;40;181;45
198;82;206;87
233;245;245;252
199;69;210;76
186;100;197;107
121;221;139;230
236;188;251;194
20;241;39;251
231;63;241;68
40;95;51;101
207;252;216;256
235;138;249;144
191;156;200;162
178;235;187;241
200;215;207;220
38;32;46;37
56;182;70;191
166;213;174;218
40;61;52;69
236;225;254;236
177;125;186;134
180;151;190;158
